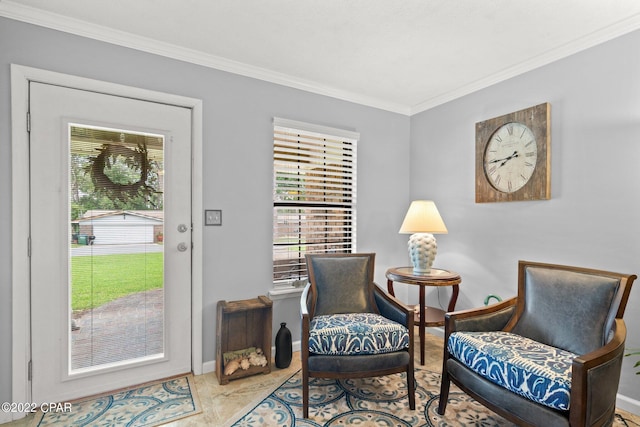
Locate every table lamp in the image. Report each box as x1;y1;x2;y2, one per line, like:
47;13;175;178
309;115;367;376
399;200;448;274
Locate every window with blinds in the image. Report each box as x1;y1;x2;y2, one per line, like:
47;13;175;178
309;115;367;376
273;118;358;286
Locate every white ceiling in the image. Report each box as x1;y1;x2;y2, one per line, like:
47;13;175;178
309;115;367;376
3;0;640;115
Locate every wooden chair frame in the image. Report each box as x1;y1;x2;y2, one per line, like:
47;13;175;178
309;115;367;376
438;260;636;427
300;253;415;418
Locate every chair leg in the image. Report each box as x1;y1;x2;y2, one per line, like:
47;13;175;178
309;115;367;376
407;365;416;410
302;367;309;418
437;365;450;415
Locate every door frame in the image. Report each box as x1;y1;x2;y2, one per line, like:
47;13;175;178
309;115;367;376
10;64;203;415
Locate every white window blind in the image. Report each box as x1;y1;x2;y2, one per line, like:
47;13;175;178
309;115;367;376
273;118;358;285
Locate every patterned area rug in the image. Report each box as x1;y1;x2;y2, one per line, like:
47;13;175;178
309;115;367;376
31;375;201;427
228;368;633;426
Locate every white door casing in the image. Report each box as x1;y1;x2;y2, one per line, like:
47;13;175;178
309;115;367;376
11;65;203;416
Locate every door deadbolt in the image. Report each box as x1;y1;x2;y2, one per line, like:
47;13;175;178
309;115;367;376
177;224;188;233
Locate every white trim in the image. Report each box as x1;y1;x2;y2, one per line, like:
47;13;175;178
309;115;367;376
616;394;640;417
3;1;640;116
273;117;360;141
191;99;204;376
10;64;31;420
409;13;640;115
10;64;204;417
0;412;12;424
202;359;217;375
0;1;409;115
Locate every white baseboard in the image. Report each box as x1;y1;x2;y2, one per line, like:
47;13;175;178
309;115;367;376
290;340;302;353
617;393;640;416
203;340;302;375
202;359;216;375
0;411;25;423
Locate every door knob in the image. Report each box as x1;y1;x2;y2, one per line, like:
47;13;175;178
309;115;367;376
177;242;188;252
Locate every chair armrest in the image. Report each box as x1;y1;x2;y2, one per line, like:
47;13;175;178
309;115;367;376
441;297;518;398
444;297;517;336
300;282;311;319
373;284;414;330
300;283;312;360
569;318;627;427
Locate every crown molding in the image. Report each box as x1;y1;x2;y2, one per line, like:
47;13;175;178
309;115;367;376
0;0;411;115
2;1;640;117
409;12;640;115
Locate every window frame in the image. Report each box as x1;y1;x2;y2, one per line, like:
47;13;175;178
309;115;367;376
272;118;359;289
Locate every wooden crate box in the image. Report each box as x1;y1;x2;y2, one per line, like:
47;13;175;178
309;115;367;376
216;295;273;384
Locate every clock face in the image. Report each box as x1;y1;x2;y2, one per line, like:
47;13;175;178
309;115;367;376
483;122;537;193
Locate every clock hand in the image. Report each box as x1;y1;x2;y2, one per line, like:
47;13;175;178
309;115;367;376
488;151;519;165
499;152;520;167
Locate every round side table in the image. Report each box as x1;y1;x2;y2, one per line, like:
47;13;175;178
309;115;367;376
386;267;461;365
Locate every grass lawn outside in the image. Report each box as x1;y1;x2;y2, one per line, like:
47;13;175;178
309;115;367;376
71;252;163;311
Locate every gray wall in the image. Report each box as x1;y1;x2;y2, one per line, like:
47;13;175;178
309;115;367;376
410;29;640;404
0;17;411;405
1;15;639;412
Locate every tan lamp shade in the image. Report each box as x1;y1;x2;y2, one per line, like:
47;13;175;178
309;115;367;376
399;200;448;234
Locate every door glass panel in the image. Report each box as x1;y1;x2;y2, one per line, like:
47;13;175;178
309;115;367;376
69;124;165;373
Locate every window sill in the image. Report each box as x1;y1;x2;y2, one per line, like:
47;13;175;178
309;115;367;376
268;286;305;301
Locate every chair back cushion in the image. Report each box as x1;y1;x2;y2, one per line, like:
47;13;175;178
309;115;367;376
307;254;376;316
512;265;620;355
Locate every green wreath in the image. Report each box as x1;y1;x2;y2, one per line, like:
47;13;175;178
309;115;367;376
88;143;155;202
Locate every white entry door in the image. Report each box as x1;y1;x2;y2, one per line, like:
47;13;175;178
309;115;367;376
29;82;192;403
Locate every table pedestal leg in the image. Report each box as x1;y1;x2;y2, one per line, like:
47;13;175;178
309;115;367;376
448;284;459;312
386;268;462;368
419;285;425;365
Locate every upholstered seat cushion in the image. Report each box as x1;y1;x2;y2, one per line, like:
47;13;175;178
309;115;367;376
448;331;576;411
309;313;409;356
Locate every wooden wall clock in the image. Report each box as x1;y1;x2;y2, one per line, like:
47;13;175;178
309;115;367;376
475;102;551;203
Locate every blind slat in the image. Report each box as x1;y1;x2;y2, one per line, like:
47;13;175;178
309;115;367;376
273;120;357;283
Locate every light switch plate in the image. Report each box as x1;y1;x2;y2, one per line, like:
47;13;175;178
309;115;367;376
205;210;222;226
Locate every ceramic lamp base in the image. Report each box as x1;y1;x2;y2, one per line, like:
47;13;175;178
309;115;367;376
408;232;438;274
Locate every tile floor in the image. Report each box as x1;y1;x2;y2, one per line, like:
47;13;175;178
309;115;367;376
3;332;639;426
169;332;447;426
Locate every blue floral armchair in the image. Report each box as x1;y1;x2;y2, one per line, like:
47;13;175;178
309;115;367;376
438;260;636;427
300;253;415;418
